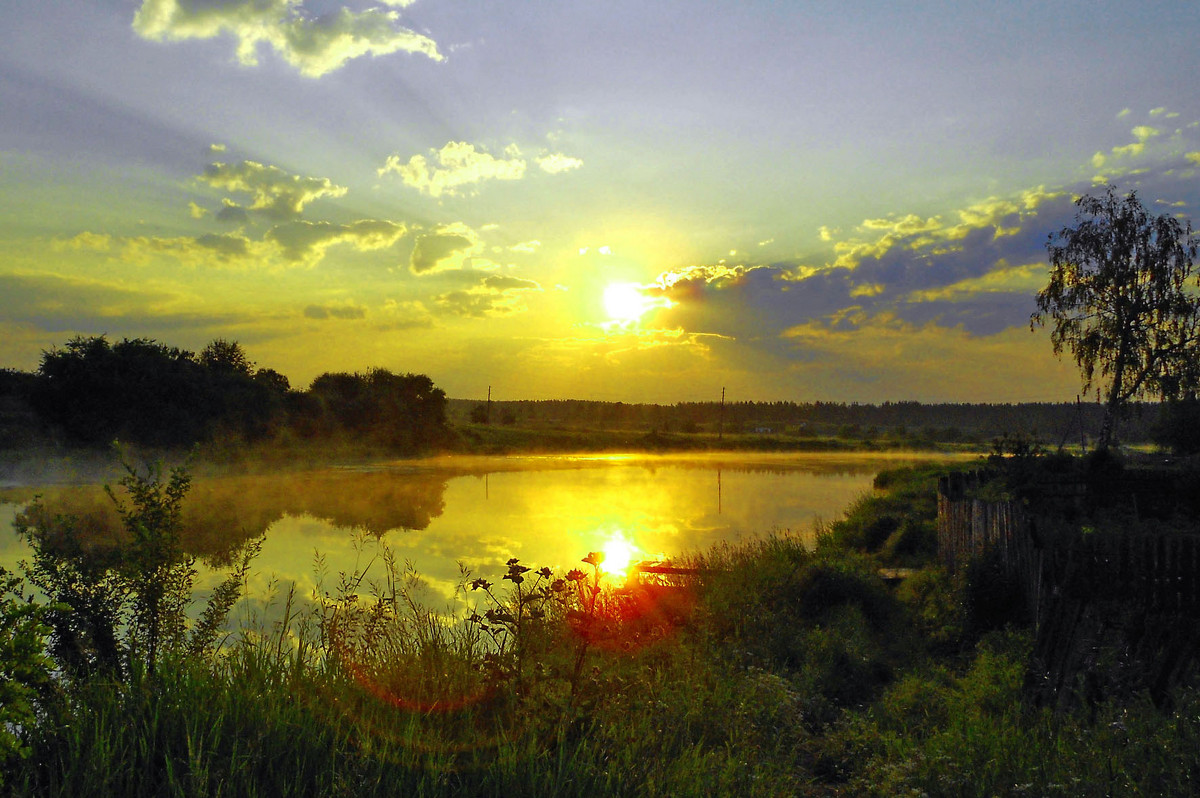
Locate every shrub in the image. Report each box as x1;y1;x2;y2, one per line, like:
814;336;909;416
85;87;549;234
962;545;1028;638
16;456;258;680
0;569;54;786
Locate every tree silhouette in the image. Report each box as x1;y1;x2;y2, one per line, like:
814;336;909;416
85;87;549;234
199;338;253;376
1032;187;1200;450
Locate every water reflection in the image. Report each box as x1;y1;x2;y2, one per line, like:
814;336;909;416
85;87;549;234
2;453;955;607
1;468;451;564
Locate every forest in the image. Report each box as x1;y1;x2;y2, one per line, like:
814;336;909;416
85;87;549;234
1;333;1194;462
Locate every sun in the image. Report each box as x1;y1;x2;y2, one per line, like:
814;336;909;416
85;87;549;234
602;282;670;322
600;531;638;577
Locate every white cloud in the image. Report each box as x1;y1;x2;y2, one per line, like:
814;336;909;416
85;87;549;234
132;0;442;78
536;153;584;174
379;141;527;198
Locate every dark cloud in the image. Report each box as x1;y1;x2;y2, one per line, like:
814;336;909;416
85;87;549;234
410;233;472;274
431;290;505;318
0;272;242;335
481;274;541;291
215;200;249;224
303;303;367;320
196;232;251;259
429;273;539;317
268;219;406;262
652;189;1089;354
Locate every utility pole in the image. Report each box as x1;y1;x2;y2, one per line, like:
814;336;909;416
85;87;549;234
486;385;492;425
718;386;725;441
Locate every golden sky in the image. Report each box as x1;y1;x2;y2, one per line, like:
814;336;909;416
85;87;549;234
2;1;1199;402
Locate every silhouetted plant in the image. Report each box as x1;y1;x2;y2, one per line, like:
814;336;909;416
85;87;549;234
468;558;560;695
17;455;259;680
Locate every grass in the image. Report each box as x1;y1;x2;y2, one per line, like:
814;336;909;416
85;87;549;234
5;459;1200;795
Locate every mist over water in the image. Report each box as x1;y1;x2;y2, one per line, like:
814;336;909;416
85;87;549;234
2;452;951;613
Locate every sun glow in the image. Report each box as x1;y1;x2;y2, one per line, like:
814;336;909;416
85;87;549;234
602;282;670;322
599;530;639;578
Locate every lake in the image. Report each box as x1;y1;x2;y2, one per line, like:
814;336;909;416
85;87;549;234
0;451;959;612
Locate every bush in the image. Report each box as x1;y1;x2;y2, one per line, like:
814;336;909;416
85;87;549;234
16;456;258;680
0;569;54;786
962;546;1028;637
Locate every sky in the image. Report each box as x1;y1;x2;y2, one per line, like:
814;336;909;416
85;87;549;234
2;1;1200;404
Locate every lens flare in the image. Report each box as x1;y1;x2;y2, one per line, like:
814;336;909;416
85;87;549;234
600;530;638;577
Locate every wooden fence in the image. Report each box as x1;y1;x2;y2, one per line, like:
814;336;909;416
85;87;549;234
937;469;1200;706
937;471;1048;624
937;470;1200;617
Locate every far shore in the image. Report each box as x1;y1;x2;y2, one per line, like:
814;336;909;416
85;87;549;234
0;424;985;487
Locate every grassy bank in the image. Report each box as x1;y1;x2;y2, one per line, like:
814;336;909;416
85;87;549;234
4;462;1198;795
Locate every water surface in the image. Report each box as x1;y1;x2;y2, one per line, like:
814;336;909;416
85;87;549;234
1;452;958;607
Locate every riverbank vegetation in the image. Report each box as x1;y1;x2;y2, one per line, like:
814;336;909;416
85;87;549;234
4;455;1199;795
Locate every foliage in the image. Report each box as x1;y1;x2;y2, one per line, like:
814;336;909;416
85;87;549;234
308;367;448;450
10;455;1200;795
821;463;949;565
1033;187;1200;449
469;403;490;424
22;334;448;455
16;456;258;680
1151;396;1200;455
0;568;54;785
31;335;289;448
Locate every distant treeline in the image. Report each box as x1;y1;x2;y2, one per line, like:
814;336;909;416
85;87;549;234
0;335;447;452
449;397;1165;446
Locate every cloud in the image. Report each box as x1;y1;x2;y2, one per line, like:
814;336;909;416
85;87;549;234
828;187;1065;273
647;184;1087;350
430;272;541;317
509;239;541;253
54;232;114;252
1092;122;1171;173
906;261;1047;304
0;272;176;329
379;141;527;198
536;153;584;175
409;226;477;273
198;160;347;220
268;219;407;262
132;0;443;78
481;274;541;291
118;232;263;268
433;289;538;318
303;303;367;320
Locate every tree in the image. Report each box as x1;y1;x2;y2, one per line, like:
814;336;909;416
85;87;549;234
199;338;253;376
1032;187;1200;450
